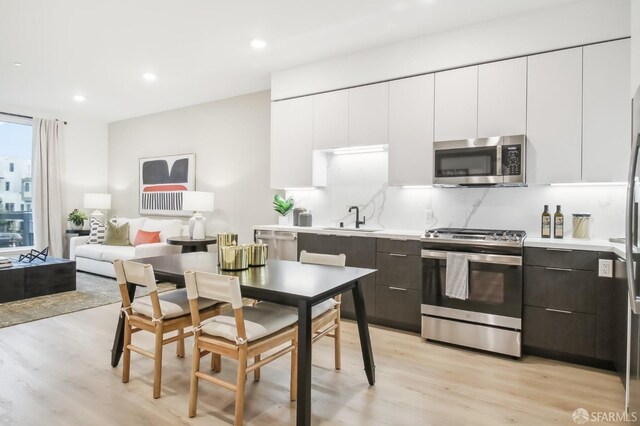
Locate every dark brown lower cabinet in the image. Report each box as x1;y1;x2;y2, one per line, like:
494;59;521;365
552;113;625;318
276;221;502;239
523;248;621;370
340;274;376;319
297;232;377;320
523;306;596;358
374;286;421;332
297;232;424;333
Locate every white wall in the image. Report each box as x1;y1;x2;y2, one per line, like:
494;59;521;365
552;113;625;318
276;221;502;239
632;0;640;95
107;91;274;243
286;152;624;240
272;0;630;100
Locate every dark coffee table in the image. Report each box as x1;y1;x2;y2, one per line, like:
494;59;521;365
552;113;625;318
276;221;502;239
0;257;76;303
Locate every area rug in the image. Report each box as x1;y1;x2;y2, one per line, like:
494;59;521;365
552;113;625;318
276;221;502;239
0;272;176;328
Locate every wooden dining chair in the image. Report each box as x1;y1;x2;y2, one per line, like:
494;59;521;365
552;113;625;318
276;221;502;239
113;259;225;399
184;270;298;425
299;250;346;370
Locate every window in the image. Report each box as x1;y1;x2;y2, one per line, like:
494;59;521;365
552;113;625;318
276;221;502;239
0;115;33;248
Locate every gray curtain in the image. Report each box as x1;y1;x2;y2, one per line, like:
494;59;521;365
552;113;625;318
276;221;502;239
32;118;64;257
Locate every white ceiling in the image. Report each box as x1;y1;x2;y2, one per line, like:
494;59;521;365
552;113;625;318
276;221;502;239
0;0;577;122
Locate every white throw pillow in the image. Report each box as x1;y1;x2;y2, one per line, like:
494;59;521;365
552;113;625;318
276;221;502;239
143;219;182;242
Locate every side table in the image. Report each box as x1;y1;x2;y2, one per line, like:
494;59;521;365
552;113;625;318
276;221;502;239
64;229;91;259
166;236;218;253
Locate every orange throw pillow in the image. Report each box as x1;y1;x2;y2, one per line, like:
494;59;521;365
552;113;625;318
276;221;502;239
133;230;161;246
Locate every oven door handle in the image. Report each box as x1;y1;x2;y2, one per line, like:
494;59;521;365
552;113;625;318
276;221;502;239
421;249;522;266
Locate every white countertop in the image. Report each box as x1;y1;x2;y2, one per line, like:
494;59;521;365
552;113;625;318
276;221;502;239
524;237;628;259
253;225;631;258
253;224;423;240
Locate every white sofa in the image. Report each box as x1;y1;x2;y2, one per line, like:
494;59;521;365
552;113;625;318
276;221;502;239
70;217;185;278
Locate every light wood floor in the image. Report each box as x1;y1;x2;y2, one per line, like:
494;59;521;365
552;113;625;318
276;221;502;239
0;302;625;425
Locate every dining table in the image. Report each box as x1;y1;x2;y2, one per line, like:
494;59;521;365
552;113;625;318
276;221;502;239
110;252;376;426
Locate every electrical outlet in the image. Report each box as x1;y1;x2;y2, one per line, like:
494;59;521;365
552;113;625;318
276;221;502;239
598;259;613;278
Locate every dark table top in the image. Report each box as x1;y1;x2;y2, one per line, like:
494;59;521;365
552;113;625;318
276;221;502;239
166;236;217;245
134;252;375;305
0;256;75;271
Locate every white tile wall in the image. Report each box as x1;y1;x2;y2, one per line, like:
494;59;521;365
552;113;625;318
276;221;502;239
286;151;625;240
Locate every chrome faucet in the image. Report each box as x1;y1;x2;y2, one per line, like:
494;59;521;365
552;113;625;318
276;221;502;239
348;206;366;229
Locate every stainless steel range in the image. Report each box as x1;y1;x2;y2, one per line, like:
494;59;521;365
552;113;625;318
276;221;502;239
421;227;526;357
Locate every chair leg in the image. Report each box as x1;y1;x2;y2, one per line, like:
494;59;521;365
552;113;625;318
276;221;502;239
290;328;298;401
235;347;248;426
253;355;261;382
122;317;132;383
334;317;341;371
211;353;221;372
177;328;185;358
188;344;201;418
153;323;164;399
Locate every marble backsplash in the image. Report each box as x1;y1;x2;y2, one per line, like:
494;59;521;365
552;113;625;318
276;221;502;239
285;151;625;240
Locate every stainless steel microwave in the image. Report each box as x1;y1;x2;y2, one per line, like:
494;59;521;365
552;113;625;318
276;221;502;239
433;135;526;186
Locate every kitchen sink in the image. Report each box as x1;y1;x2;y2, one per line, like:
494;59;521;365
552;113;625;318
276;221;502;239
323;227;380;233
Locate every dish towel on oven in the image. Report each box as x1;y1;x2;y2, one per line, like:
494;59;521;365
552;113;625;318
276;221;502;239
445;252;469;300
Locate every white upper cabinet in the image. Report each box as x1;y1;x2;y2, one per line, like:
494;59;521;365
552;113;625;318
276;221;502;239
582;39;631;182
388;74;435;186
270;97;315;189
477;58;527;138
348;82;389;146
313;90;349;150
527;47;583;184
434;66;478;141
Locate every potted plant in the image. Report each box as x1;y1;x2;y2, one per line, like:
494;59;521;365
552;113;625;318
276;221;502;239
273;194;294;225
68;209;88;230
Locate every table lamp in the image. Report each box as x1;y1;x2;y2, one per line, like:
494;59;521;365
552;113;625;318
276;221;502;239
83;193;112;225
182;191;214;239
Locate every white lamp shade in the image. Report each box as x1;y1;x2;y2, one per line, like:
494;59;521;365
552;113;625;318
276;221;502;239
182;191;214;212
83;193;112;210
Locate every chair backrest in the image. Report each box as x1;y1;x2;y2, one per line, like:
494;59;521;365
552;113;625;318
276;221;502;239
184;270;246;343
113;259;158;292
113;259;162;319
184;271;243;310
299;250;346;267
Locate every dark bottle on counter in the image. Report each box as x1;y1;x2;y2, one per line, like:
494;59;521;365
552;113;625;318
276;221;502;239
554;205;564;239
541;205;551;238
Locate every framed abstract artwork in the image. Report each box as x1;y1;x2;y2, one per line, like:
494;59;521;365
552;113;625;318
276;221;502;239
139;153;195;216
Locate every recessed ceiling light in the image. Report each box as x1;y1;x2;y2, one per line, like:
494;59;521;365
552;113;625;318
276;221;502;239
73;95;86;102
250;39;267;49
143;73;157;81
13;62;22;67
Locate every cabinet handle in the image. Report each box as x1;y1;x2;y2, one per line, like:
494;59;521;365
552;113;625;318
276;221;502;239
388;286;407;292
545;267;573;272
389;238;408;241
389;253;407;257
545;248;572;253
545;308;572;314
